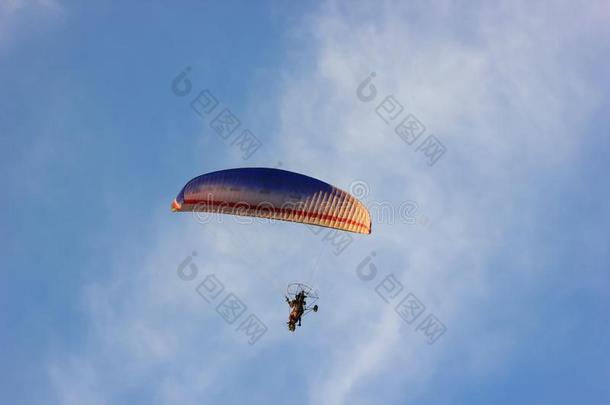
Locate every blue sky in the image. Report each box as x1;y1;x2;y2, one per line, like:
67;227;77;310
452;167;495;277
1;1;609;404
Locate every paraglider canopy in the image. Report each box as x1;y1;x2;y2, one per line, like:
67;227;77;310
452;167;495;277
171;167;372;234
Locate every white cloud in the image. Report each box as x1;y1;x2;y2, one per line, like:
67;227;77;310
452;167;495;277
266;1;605;403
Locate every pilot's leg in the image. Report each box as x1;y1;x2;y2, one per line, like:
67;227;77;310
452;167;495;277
298;316;302;326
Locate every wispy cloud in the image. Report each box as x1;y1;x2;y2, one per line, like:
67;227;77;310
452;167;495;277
265;0;606;403
45;1;608;404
